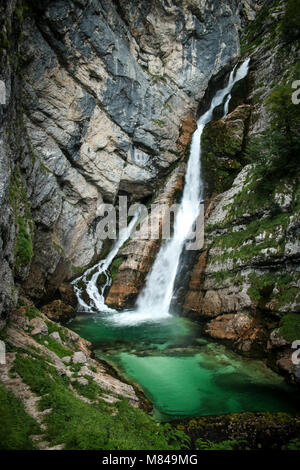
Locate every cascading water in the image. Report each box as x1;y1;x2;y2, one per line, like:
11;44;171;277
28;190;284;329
73;59;250;323
134;58;250;320
72;209;141;313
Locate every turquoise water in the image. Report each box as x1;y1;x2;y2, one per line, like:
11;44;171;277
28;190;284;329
69;312;300;421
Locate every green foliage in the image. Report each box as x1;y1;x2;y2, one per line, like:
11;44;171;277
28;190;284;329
12;352;188;450
44;319;67;343
9;167;34;269
286;438;300;450
210;212;289;266
202;121;244;195
109;256;125;279
245;77;300;189
196;438;245;450
0;382;40;450
35;335;73;359
279;314;300;342
72;377;103;401
280;0;300;43
15;215;33;267
24;305;42;320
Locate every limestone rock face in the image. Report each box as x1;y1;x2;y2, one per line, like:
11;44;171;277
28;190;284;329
0;0;254;321
180;1;300;383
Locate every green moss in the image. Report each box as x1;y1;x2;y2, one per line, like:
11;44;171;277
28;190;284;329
0;382;40;450
210;212;289;262
44;320;67;342
152;119;164;128
9;167;34;269
247;272;300;312
15;215;33;268
24;305;42;320
109;256;125;280
35;335;73;359
202;119;245;195
279;314;300;342
240;0;282;54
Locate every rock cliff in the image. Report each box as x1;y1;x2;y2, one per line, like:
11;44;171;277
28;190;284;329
0;0;260;323
181;0;300;384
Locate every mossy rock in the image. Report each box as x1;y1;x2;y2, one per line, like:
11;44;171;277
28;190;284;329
279;314;300;342
109;256;125;280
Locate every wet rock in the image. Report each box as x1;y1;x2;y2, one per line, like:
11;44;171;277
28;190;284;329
41;300;76;323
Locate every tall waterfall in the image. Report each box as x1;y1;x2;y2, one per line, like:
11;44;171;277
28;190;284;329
73;59;250;322
135;58;250;319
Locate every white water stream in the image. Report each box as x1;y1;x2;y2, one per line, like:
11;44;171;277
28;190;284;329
134;58;250;320
73;58;250;323
72;209;141;313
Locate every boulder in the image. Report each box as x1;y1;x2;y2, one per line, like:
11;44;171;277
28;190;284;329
268;328;289;349
205;313;262;352
41;300;76;323
58;284;78;308
72;351;87;364
79;365;94;377
49;331;62;344
30;317;48;336
62;356;71;364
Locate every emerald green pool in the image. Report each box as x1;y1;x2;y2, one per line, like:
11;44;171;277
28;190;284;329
69;312;300;421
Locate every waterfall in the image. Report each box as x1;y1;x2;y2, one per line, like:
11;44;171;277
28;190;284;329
72;209;141;313
73;58;250;323
134;58;250;319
